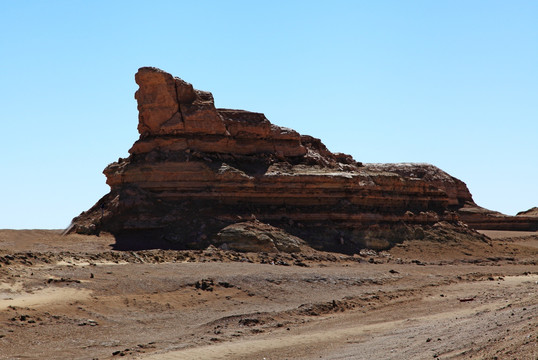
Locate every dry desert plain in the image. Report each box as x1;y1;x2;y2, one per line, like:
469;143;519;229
0;229;537;359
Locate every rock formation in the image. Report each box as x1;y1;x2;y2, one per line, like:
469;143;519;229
517;207;538;217
368;165;538;231
214;221;307;253
68;67;536;252
456;205;538;231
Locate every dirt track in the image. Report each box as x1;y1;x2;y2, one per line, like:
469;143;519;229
0;230;536;359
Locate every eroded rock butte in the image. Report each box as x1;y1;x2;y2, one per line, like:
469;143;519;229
68;67;537;252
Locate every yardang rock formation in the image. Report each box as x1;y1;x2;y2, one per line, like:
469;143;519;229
68;67;537;252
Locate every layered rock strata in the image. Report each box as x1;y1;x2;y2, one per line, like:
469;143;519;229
362;164;538;231
458;205;538;231
69;67;533;252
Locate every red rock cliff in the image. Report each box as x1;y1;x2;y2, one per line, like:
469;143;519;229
70;67;520;251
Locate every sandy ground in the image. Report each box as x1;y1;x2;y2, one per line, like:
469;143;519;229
0;229;536;359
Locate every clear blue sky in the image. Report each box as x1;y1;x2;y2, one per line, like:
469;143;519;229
1;1;537;229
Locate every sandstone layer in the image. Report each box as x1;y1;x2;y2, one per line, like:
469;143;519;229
458;205;538;231
68;67;536;252
367;164;538;231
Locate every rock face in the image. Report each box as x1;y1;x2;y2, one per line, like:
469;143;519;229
363;163;474;209
68;67;535;252
363;165;537;231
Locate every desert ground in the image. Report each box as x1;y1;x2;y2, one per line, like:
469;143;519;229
0;229;536;359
